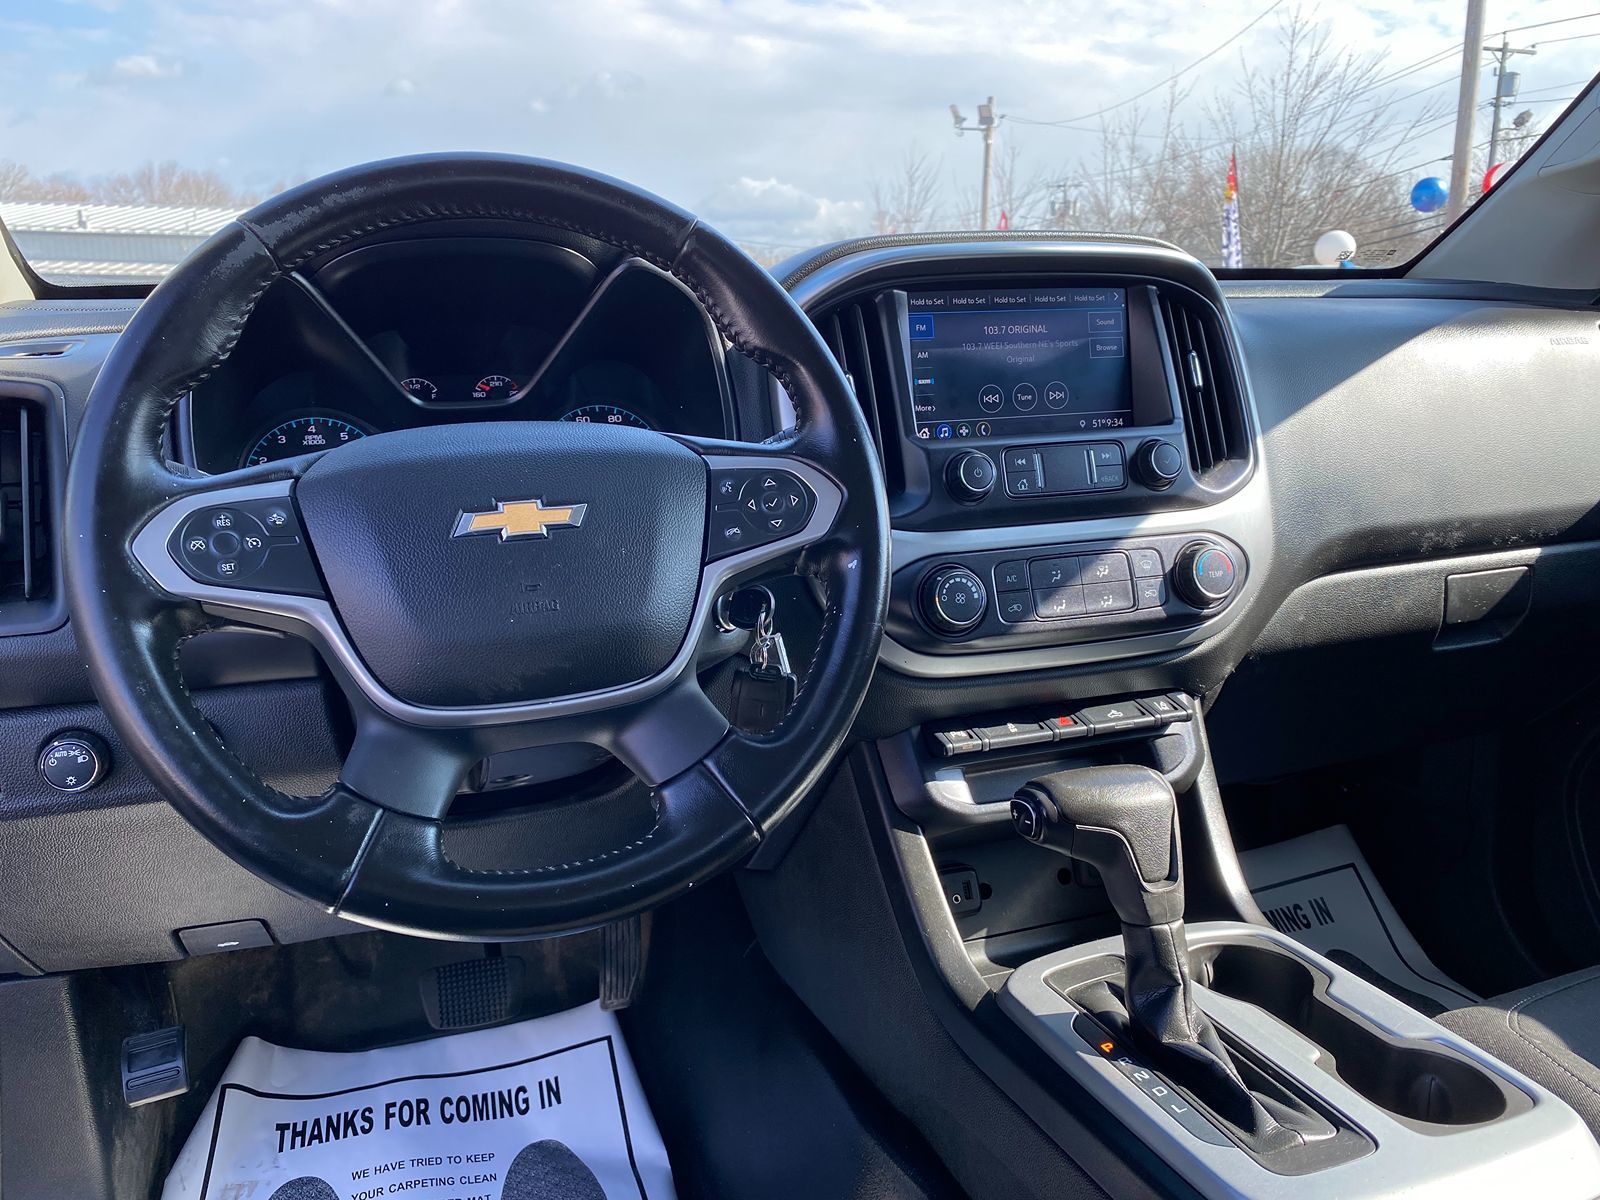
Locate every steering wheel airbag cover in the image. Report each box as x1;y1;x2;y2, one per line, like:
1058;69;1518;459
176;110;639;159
296;421;706;707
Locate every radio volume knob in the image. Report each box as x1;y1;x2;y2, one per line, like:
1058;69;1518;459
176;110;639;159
945;451;997;503
920;566;988;635
1173;542;1238;609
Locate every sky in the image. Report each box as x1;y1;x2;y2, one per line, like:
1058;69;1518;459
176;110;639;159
1;0;1597;253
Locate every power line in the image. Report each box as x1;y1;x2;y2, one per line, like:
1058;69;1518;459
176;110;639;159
1496;10;1600;36
1531;31;1600;48
1012;0;1286;128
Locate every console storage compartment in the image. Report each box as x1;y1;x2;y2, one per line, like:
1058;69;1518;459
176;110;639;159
1196;941;1515;1127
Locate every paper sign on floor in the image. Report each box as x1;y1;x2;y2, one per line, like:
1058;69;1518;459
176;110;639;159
163;1001;675;1200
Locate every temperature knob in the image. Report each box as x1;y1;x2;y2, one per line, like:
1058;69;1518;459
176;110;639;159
1173;542;1238;609
919;566;988;635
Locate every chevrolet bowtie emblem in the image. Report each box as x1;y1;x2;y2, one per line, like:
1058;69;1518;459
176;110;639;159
452;498;589;541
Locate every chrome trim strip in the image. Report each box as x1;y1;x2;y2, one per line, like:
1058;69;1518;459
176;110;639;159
130;454;842;727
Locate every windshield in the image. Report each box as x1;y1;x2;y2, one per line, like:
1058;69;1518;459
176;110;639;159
1;1;1594;284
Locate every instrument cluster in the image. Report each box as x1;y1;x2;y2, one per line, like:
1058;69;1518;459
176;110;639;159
182;237;732;474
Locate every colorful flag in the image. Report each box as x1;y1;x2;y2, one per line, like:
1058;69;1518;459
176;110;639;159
1221;152;1243;269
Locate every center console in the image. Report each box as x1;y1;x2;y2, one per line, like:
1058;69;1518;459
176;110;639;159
791;242;1272;679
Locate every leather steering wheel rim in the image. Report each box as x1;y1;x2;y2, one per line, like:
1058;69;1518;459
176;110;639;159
63;153;889;940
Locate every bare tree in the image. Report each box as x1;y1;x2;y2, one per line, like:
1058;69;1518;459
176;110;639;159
870;149;941;235
952;140;1052;230
1060;10;1453;267
94;160;251;207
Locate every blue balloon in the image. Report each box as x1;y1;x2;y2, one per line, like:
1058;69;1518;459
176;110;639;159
1410;176;1448;213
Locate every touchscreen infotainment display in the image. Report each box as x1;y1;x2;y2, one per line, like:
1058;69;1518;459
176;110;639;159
904;287;1131;440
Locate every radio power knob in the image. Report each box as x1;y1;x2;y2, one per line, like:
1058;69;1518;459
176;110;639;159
920;566;988;635
945;451;998;503
1173;542;1238;609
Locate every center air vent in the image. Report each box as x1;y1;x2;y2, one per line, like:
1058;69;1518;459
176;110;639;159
1157;290;1251;483
0;387;64;634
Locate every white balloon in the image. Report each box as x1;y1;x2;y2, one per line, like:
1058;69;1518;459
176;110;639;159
1313;229;1357;266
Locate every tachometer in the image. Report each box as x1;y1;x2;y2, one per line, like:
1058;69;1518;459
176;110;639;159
559;404;652;429
471;374;518;402
242;415;370;467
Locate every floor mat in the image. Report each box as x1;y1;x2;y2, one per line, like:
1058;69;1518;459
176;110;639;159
163;1001;674;1200
1239;824;1479;1011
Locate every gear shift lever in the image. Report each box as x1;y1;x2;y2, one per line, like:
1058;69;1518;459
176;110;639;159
1012;764;1331;1151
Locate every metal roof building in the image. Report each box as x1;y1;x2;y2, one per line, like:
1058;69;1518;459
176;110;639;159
0;201;238;285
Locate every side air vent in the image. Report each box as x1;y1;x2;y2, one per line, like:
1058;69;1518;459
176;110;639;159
0;388;64;634
1157;291;1251;480
815;298;903;490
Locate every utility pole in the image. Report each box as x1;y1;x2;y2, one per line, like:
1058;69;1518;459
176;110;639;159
950;97;1000;229
1485;35;1536;173
1445;0;1487;222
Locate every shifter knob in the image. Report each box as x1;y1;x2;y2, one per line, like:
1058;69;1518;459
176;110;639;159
1011;763;1184;926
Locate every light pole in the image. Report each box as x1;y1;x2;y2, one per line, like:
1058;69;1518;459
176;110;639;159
1445;0;1487;222
1485;36;1535;176
951;97;1000;230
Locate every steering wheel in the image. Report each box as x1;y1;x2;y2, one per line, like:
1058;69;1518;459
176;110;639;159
63;154;889;941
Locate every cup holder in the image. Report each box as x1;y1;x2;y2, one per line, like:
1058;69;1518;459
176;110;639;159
1199;942;1509;1127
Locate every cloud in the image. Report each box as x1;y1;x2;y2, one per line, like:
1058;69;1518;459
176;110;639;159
104;52;182;82
699;176;867;247
2;0;1596;256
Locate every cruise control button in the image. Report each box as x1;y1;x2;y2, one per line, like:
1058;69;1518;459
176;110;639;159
1130;548;1164;578
996;591;1033;623
1077;702;1157;734
1078;552;1130;584
1082;580;1135;614
210;530;241;557
1033;586;1086;619
209;510;238;530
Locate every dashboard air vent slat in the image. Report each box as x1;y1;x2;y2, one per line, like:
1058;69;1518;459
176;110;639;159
1158;291;1249;479
0;392;61;633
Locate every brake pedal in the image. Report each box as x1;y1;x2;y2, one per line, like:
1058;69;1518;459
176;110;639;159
420;955;525;1031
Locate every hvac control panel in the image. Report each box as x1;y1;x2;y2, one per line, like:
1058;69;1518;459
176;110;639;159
887;532;1246;653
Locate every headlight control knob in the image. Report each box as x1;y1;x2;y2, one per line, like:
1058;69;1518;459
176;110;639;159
920;565;988;635
38;730;111;793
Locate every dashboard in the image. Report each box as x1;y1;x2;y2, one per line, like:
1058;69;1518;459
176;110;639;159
178;237;733;474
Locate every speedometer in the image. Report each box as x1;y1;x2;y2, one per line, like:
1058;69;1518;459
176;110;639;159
558;404;652;430
242;415;370;467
